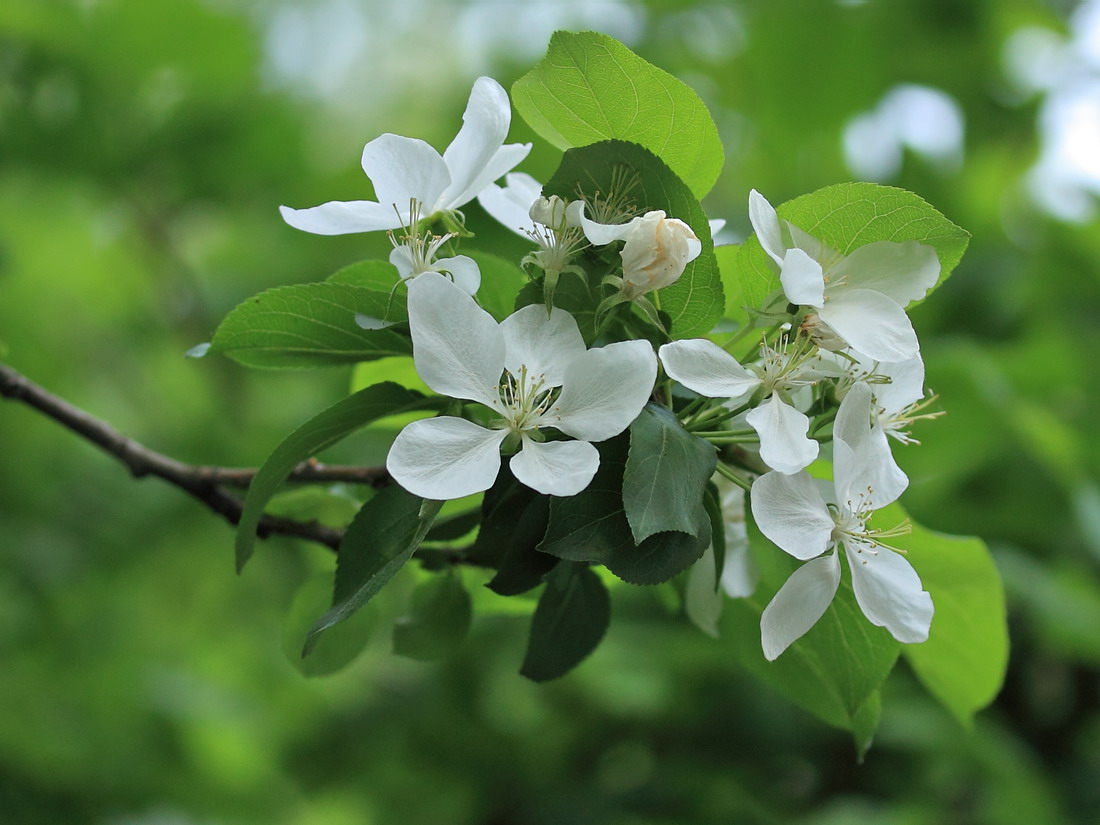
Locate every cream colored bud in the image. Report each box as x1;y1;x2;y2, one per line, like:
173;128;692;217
619;211;702;299
529;195;568;228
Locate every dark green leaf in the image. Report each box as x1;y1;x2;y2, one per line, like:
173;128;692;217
392;570;473;661
512;30;724;198
304;488;442;655
210;282;410;369
520;562;611;682
539;435;708;584
543;140;722;338
235;382;443;571
466;473;556;596
624;403;716;543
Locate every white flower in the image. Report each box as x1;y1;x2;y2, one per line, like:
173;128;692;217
280;77;531;235
385;201;481;294
658;337;837;474
386;272;657;499
477;172;545;237
748;189;940;362
750;382;933;660
576;205;702;298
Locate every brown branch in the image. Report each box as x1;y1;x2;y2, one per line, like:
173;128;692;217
0;364;394;552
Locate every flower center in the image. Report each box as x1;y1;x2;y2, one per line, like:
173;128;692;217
496;364;560;434
829;486;912;559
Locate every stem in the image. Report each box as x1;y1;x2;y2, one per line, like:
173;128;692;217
715;461;752;492
0;364;394;552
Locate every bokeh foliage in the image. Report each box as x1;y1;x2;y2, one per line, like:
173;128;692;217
2;0;1099;823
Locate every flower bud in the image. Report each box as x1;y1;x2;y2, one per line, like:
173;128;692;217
529;195;568;228
619;211;702;299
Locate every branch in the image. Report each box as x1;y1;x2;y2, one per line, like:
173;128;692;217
0;364;394;552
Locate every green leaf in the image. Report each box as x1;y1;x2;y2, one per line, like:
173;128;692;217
304;488;442;655
210;282;410;369
467;473;556;596
851;691;882;762
520;562;611;682
465;250;529;321
883;504;1009;727
235;382;443;571
722;510;900;737
325;259;402;290
392;570;473;661
512;30;724;198
624;403;716;543
543;140;723;338
539;435;709;584
737;182;971;310
266;486;362;528
282;573;376;677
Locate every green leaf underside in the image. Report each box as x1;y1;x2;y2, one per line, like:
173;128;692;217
543;140;723;338
465;250;529;322
539;435;708;585
737;182;970;311
512;30;724;198
520;562;611;682
235;382;443;571
392;570;473;661
282;574;376;677
304;488;442;655
211;282;410;368
881;503;1009;727
624;403;716;543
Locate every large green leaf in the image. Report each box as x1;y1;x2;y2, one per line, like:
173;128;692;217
723;509;901;737
624;403;716;543
304;488;442;655
512;30;724;198
538;435;708;584
392;570;473;661
235;382;443;570
520;562;611;682
543;140;723;338
210;282;410;368
736;182;970;310
882;504;1009;727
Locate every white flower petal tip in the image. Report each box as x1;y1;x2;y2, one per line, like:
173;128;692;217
760;554;841;660
846;540;934;644
281;77;527;237
746;394;819;475
386;417;507;500
658;339;761;399
510;438;600;497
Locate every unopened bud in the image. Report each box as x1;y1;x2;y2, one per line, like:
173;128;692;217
619;211;701;299
529;196;569;228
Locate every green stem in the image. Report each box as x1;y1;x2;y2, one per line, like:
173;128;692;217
715;462;752;492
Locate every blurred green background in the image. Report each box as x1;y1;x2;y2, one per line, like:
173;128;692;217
3;0;1100;822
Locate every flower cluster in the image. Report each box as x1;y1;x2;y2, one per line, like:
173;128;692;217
277;74;949;664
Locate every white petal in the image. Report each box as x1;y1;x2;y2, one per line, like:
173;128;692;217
746;393;819;474
833;382;908;508
658;339;761;399
830;241;940;306
389;245;416;280
720;534;758;599
433;255;481;296
361;134;450;215
749;470;834;561
574;201;639;245
407;272;503;408
549;340;658;442
780;247;826;308
855;352;925;414
386;417;507;500
440;77;530;210
748;189;785;265
760;554;841;660
685;545;724;638
844;540;934;644
477;172;541;237
510;437;600;497
498;304;586;387
279;200;403;236
819;288;920;362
